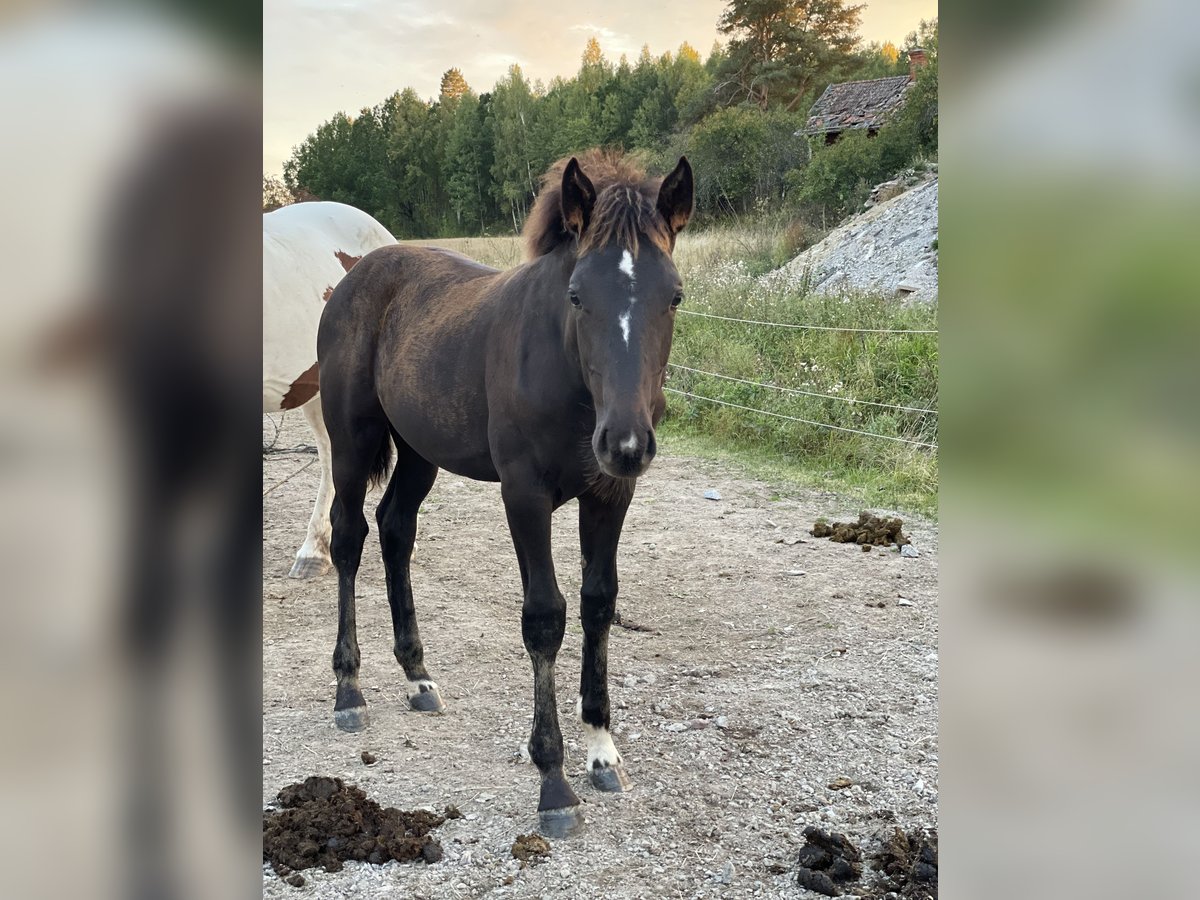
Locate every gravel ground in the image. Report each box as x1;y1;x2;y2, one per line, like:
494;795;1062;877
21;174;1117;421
263;413;939;899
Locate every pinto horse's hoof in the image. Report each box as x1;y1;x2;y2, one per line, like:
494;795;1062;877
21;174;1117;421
333;706;369;732
589;762;633;793
408;682;446;713
538;806;584;838
288;555;331;579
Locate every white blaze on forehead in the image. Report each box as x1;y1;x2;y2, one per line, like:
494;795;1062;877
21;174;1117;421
618;249;635;280
616;250;638;347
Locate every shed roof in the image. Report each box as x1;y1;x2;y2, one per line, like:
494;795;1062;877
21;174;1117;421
802;75;911;136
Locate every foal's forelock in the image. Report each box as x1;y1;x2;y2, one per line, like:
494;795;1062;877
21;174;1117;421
522;149;669;261
577;186;672;260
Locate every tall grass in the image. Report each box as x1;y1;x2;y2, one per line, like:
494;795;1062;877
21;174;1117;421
406;236;524;269
403;225;939;517
670;224;938;516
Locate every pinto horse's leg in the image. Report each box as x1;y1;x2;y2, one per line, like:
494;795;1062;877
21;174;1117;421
501;482;582;837
328;421;389;732
376;438;444;712
577;489;635;793
289;397;334;578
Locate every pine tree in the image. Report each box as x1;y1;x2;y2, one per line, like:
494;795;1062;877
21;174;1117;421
439;67;470;104
716;0;864;110
582;36;604;68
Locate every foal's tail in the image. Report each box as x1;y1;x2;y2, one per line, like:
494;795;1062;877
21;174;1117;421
367;429;394;491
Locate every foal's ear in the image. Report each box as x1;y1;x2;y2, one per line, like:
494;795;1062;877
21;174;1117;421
657;156;693;235
560;157;596;237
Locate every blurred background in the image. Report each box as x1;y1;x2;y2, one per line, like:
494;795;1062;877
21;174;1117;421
942;0;1200;897
0;2;260;899
1;0;1197;898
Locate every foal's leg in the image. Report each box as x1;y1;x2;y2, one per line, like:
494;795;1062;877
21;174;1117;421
289;396;334;578
328;421;389;732
578;489;634;792
376;439;445;712
502;481;581;837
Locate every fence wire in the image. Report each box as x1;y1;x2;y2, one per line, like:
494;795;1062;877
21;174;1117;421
676;308;938;335
667;363;938;416
664;387;939;450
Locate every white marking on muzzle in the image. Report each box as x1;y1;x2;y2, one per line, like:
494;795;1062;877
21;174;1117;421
577;696;622;770
619;433;638;453
618;311;631;347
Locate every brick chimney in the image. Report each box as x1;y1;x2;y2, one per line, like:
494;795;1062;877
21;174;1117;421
908;48;928;81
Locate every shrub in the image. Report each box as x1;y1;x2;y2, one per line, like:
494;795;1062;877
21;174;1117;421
792;57;937;223
686;107;808;217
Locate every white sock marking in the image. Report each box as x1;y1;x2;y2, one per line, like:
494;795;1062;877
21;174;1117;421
405;678;438;698
619;249;635;280
618;311;631;346
577;696;622;769
619;433;638;453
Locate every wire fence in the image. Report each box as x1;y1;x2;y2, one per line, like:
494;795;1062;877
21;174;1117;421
261;304;940;459
676;308;939;335
262;412;317;455
664;387;939;449
667;363;938;416
669;305;939;453
262;412;321;497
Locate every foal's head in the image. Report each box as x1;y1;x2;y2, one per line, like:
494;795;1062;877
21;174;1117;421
532;152;693;479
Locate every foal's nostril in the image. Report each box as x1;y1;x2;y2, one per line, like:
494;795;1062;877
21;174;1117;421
594;422;655;474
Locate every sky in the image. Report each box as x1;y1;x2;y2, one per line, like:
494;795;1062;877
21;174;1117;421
264;0;938;176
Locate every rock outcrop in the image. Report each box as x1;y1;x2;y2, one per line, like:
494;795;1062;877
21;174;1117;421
765;176;938;303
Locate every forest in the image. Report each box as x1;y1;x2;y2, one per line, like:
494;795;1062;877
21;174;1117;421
267;4;937;239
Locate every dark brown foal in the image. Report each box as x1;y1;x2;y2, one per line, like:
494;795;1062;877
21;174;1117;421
317;150;693;836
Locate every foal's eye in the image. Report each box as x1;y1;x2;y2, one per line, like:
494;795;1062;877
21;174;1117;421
671;291;684;308
568;289;581;307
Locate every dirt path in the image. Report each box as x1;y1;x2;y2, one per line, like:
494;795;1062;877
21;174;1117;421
263;414;938;898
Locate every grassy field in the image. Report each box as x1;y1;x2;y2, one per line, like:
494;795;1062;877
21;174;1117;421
406;223;939;518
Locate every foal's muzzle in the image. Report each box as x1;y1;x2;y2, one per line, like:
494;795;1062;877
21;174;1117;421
593;423;657;479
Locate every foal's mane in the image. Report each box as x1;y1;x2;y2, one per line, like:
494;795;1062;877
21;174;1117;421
523;149;672;261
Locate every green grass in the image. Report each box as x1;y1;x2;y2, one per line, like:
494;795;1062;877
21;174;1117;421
658;428;937;519
664;224;939;518
402;224;939;519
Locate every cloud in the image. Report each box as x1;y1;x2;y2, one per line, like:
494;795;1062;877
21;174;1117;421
568;23;640;58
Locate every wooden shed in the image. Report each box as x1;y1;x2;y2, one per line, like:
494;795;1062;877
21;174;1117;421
802;49;928;144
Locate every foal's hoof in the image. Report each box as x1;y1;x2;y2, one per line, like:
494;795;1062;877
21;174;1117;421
288;555;331;579
589;762;633;793
538;806;584;839
333;706;369;732
407;682;446;713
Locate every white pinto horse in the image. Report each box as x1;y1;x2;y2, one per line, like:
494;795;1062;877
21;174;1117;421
263;202;395;577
